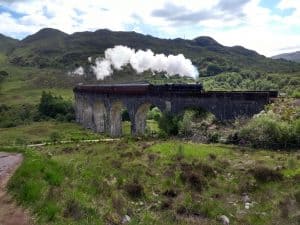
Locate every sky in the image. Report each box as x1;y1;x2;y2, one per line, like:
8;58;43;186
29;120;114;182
0;0;299;56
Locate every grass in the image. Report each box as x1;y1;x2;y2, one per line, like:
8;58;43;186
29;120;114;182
1;124;299;225
0;52;299;224
0;121;101;146
0;53;74;105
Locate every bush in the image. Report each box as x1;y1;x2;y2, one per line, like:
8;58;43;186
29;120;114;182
238;115;299;149
38;91;74;121
147;107;161;121
251;166;283;182
292;90;300;98
0;70;8;83
0;104;40;128
49;132;62;142
207;132;220;143
206;64;223;76
178;110;194;136
124;182;144;198
158;112;181;135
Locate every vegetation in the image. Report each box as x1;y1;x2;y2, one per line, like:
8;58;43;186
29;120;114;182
236;98;300;149
0;91;74;128
2;139;299;225
201;71;300;95
0;27;300;225
38;91;74;121
0;121;101;146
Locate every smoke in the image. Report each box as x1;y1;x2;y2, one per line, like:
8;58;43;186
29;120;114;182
90;45;199;80
68;66;84;76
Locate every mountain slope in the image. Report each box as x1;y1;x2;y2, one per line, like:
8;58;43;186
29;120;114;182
272;51;300;63
0;34;19;54
6;28;300;74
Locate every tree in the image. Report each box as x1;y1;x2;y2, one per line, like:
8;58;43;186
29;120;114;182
38;91;74;121
206;64;223;76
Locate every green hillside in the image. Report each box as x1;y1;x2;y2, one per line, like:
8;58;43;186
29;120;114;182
0;34;19;54
0;27;300;105
7;28;300;74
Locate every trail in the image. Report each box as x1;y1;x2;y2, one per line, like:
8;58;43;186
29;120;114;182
26;138;120;147
0;152;32;225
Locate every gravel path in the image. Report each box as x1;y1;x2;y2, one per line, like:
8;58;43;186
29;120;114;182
0;152;32;225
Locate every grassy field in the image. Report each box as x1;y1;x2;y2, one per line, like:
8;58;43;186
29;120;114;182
0;122;299;225
0;53;74;105
0;121;102;146
0;52;299;225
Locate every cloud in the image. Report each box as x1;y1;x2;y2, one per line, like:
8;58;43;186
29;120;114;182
151;0;250;25
0;0;299;56
217;0;250;13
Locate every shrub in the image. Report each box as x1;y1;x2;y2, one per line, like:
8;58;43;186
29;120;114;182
178;110;194;136
124;182;144;198
49;132;61;142
63;199;85;220
0;104;40;128
158;112;180;136
38;91;74;121
207;132;220;143
238;115;299;149
147;107;161;121
292;90;300;98
206;63;223;76
40;201;60;221
251;166;283;182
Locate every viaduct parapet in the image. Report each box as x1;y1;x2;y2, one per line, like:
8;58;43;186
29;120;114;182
73;84;277;137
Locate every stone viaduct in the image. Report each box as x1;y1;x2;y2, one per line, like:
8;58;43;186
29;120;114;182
73;84;277;137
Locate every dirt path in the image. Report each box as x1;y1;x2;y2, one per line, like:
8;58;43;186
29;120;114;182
0;152;32;225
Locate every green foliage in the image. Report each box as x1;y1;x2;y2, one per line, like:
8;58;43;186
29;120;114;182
49;131;62;143
201;70;300;94
8;150;63;203
0;103;39;128
0;70;8;76
292;90;300;98
38;91;74;121
206;63;223;76
178;110;194;136
147;107;161;121
0;34;18;54
0;121;101;146
158;112;181;135
238;115;299;149
236;98;300;149
2;136;299;224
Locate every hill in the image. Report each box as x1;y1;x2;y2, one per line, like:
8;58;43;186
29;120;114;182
0;28;300;105
6;28;300;75
272;51;300;63
0;34;19;54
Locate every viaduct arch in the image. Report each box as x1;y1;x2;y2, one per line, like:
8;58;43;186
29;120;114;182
74;84;277;137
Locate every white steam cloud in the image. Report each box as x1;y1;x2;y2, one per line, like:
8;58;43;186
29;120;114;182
68;66;85;76
90;45;199;80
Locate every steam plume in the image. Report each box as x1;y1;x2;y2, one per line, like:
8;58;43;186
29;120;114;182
68;66;84;76
90;45;198;80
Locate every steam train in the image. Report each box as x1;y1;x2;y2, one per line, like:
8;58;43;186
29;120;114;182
74;83;204;95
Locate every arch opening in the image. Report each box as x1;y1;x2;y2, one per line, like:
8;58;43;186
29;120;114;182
121;109;133;136
134;103;163;136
